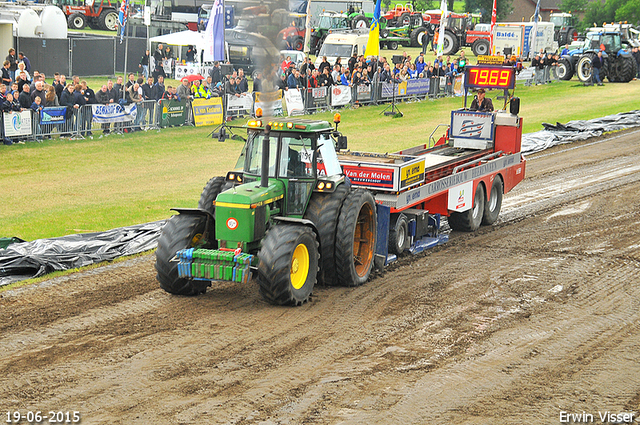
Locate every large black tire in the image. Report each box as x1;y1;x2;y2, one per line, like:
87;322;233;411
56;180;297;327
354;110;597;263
471;38;490;56
482;177;503;226
67;13;86;30
257;225;319;306
576;53;595;83
410;27;427;47
399;12;411;26
557;58;573;80
448;183;485;232
303;184;349;286
388;213;408;256
99;9;118;31
197;176;230;214
442;30;459;56
351;15;368;29
310;35;321;55
156;214;211;296
616;56;637;83
335;189;377;287
291;36;304;51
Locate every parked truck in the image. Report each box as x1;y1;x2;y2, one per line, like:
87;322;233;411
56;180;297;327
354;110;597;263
155;65;526;305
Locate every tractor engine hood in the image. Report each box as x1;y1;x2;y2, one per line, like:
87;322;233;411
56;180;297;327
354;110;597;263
214;181;285;245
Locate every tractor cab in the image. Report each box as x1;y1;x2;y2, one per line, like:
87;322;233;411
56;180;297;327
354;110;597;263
214;118;346;253
583;31;623;54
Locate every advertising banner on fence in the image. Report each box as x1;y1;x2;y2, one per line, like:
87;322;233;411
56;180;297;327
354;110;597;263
284;88;305;116
40;107;67;124
356;84;371;101
331;85;351;107
406;79;430;96
254;91;283;116
91;103;138;123
160;99;187;127
191;98;223;127
226;93;253;116
311;86;328;108
3;111;32;137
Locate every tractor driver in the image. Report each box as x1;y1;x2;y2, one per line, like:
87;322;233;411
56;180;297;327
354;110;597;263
470;88;494;112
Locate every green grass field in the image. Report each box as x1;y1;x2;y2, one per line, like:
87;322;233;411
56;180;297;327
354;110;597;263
2;78;639;241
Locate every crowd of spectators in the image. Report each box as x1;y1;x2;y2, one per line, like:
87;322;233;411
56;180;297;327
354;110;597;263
269;50;473;93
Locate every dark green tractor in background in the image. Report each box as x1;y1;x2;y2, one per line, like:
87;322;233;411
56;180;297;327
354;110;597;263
155;117;377;306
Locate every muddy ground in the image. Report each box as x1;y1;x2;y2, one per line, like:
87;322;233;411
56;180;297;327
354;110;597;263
1;130;640;424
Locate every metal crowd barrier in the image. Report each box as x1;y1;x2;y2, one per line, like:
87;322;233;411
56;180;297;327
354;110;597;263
2;78;466;145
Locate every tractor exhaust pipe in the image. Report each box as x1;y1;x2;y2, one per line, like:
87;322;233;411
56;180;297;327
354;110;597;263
261;125;271;188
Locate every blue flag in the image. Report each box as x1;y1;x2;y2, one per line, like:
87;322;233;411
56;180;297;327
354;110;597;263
206;0;225;62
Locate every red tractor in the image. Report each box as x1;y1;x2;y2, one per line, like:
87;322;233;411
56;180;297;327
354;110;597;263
424;11;490;56
274;10;307;51
53;0;119;31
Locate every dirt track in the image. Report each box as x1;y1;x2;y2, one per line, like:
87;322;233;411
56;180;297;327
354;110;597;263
2;130;640;424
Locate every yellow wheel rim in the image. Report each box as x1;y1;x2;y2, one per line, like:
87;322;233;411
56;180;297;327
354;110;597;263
290;243;310;290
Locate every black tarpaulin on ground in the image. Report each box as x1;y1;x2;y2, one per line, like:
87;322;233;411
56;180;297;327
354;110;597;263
521;110;640;154
0;221;166;287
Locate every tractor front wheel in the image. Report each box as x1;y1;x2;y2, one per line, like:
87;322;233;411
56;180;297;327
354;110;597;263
557;58;573;80
335;189;377;287
258;225;319;306
156;214;212;295
67;13;86;30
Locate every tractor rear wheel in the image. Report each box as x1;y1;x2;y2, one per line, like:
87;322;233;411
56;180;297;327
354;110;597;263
258;225;319;306
557;58;573;80
67;13;86;30
482;177;503;226
304;184;349;286
335;189;377;287
399;12;411;26
442;30;459;56
351;15;368;29
410;27;427;47
99;9;118;31
291;36;304;51
156;214;211;295
448;183;485;232
471;38;490;56
616;56;637;82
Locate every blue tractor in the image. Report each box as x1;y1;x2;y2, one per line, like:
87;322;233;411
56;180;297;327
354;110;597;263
557;30;637;83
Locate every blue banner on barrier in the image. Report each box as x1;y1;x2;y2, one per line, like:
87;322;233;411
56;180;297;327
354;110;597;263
406;79;430;95
382;79;431;98
91;104;138;123
40;107;67;124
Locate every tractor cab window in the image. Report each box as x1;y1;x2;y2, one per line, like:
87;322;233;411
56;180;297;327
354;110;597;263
278;136;314;178
601;34;621;52
244;131;279;177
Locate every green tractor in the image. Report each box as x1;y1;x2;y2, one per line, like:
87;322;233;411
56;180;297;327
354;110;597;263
155;117;377;306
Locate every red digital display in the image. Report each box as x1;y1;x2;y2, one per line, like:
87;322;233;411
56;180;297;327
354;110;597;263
465;66;515;90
